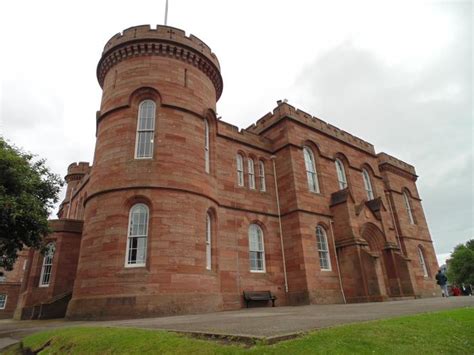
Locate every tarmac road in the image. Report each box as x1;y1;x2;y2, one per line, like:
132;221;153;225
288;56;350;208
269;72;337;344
1;296;472;349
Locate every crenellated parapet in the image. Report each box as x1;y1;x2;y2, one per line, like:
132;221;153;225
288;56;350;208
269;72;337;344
97;25;223;100
65;162;91;183
246;102;376;155
377;152;417;179
218;120;273;151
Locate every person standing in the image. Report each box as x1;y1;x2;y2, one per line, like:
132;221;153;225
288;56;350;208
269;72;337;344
435;269;449;297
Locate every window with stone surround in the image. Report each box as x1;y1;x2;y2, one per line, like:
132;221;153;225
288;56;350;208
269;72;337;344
303;146;320;193
362;168;374;200
236;154;244;186
126;204;149;267
418;246;429;277
335;158;348;190
206;212;212;270
258;160;266;192
39;242;55;287
248;158;256;189
249;224;265;272
0;294;6;309
135;100;156;159
204;120;210;173
403;191;415;224
316;225;331;271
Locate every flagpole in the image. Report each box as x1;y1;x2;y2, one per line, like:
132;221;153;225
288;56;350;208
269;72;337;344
164;0;169;25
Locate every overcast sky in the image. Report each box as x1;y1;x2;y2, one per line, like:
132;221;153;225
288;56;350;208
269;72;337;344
0;0;472;265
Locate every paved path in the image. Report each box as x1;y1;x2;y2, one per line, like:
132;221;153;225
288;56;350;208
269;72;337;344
1;296;473;349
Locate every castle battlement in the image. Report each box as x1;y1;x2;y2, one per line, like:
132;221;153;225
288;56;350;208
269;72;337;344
65;162;91;182
218;120;272;151
98;25;223;99
103;25;220;69
247;102;376;155
377;153;416;176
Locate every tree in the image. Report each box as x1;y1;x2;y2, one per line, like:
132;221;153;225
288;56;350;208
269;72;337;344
0;138;63;270
447;239;474;285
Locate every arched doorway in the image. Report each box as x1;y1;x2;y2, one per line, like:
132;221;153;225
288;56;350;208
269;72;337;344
359;223;389;298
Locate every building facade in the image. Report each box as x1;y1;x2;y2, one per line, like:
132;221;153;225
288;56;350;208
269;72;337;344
1;25;439;320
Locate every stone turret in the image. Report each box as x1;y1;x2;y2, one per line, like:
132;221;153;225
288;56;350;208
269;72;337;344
58;162;90;219
67;25;223;319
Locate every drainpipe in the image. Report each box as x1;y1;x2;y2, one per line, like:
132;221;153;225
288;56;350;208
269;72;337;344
271;155;289;293
329;220;347;304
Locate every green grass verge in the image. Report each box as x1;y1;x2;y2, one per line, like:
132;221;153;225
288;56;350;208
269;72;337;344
4;307;473;354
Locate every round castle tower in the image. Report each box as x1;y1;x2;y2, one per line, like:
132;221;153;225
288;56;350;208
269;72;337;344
67;25;223;319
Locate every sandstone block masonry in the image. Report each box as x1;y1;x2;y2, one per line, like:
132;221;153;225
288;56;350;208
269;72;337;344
1;24;439;320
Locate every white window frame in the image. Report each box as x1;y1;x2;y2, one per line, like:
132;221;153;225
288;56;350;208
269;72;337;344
362;169;374;200
418;247;428;277
206;213;212;270
39;243;55;287
316;226;332;271
249;224;266;272
303;146;320;193
125;204;149;268
335;158;348;190
236;154;244;187
0;294;6;310
134;100;156;159
248;159;256;189
204;120;210;174
258;160;266;192
403;191;415;224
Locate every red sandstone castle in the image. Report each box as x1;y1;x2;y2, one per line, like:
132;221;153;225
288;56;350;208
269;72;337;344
0;25;440;320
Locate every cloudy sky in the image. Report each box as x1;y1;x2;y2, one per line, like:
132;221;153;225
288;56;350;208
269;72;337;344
0;0;472;264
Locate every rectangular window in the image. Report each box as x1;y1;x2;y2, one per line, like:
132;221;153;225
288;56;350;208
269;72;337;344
237;154;244;187
418;248;428;277
135;100;156;159
206;214;211;270
126;204;149;267
248;159;255;189
205;120;210;173
259;161;266;192
316;227;331;271
0;295;6;309
39;244;55;287
249;225;265;272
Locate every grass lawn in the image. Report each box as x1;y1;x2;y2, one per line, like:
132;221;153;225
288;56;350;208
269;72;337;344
5;307;473;354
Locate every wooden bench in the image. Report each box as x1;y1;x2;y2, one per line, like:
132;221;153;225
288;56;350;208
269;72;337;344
243;290;277;308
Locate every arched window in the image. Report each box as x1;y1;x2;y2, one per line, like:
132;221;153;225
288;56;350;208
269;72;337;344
236;154;244;187
135;100;156;159
248;158;256;189
206;212;212;270
258;160;266;192
249;224;265;272
403;191;415;224
126;204;149;267
303;146;320;193
362;169;374;200
39;242;55;287
335;158;348;190
418;246;429;277
316;226;331;271
204;120;210;173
